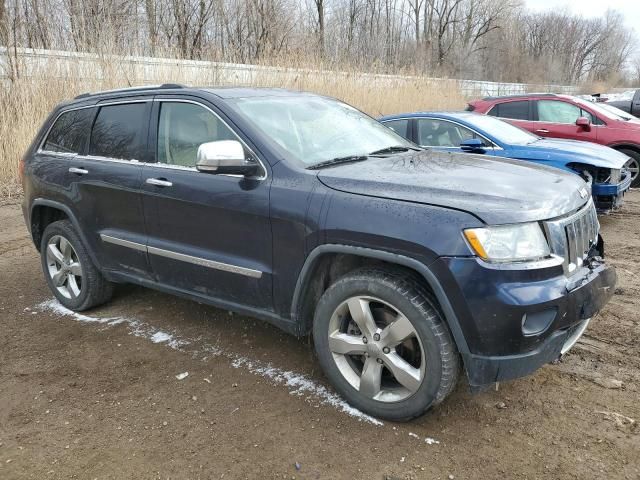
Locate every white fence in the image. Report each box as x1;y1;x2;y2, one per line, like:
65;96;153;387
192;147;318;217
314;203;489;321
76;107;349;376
1;47;579;97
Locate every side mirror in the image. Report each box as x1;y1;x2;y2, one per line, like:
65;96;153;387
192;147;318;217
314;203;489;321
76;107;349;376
576;117;591;131
460;138;486;152
196;140;259;176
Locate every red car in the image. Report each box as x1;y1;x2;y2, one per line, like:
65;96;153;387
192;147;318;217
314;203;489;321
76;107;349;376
467;93;640;187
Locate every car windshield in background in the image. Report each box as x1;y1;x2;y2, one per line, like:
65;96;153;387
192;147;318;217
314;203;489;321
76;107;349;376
232;96;414;167
598;103;639;122
617;90;636;101
465;114;538;145
572;97;629;122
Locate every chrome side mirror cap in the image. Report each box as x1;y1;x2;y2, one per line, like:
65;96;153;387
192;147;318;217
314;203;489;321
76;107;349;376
196;140;259;176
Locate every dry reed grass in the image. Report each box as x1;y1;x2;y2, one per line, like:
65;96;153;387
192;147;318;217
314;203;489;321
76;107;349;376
0;53;466;194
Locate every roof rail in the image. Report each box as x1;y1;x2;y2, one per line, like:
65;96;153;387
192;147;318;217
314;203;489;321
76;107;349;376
74;83;186;100
482;92;558;101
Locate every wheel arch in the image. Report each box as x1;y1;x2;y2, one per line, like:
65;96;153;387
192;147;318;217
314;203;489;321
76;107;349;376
290;244;470;355
29;199;101;267
608;143;640;156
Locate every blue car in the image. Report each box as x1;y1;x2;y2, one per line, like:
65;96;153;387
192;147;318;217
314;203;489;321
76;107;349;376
379;112;632;213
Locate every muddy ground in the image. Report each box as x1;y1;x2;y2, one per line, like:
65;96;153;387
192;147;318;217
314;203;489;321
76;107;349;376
0;192;638;480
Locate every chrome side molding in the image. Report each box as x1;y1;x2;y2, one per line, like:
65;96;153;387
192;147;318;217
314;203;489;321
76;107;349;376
100;234;147;252
99;234;262;279
147;246;262;278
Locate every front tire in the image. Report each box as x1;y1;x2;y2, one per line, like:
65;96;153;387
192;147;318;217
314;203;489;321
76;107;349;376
313;268;459;422
620;149;640;188
40;220;113;311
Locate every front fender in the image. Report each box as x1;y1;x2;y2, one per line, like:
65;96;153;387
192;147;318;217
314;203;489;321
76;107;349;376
290;243;472;356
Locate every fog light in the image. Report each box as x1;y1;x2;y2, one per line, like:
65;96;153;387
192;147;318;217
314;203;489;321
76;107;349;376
521;308;557;336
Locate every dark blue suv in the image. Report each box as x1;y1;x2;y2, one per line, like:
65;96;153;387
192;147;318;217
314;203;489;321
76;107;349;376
21;85;616;421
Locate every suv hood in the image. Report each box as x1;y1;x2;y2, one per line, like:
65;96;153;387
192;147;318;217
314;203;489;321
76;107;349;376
515;138;629;169
316;150;589;225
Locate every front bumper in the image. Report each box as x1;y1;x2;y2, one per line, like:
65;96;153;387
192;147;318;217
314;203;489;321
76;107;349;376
431;257;616;387
592;170;632;212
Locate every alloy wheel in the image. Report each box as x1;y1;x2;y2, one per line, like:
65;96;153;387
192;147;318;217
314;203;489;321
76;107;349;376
327;296;425;403
46;235;83;299
625;157;639;184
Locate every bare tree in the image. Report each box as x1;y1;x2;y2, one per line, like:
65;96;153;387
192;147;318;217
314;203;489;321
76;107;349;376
1;0;638;85
311;0;325;55
0;0;7;45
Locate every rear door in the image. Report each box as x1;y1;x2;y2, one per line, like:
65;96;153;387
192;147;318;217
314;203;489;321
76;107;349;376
140;97;273;310
69;99;152;278
486;100;533;132
532;99;598;142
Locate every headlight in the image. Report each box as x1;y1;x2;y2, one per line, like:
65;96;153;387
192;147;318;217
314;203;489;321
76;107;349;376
463;223;550;262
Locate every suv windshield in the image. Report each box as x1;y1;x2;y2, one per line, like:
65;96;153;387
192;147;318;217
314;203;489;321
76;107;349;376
465;114;538;145
231;95;414;167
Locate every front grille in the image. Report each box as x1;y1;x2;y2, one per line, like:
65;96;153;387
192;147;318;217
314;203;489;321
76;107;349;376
544;199;599;276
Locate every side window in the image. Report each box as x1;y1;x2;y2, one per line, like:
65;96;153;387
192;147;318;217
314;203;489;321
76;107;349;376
157;102;237;168
579;109;598;124
383;119;410;139
491;101;529;121
417;119;476;147
537;100;582;124
89;103;147;160
43;108;94;154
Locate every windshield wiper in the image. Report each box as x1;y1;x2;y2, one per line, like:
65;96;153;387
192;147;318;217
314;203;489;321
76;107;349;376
306;155;368;170
368;146;418;156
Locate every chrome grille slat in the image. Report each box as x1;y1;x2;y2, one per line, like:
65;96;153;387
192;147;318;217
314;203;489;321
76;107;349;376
566;222;578;272
578;215;587;265
544;199;599;276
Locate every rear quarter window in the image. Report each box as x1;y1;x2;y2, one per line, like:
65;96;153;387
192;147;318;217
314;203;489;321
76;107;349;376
488;101;529;121
43;108;95;154
382;119;410;139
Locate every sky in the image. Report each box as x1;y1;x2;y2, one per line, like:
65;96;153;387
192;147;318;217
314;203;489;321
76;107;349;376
524;0;640;33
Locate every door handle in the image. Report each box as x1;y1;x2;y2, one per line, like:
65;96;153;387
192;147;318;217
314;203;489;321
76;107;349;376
146;178;173;187
68;167;88;175
535;129;549;134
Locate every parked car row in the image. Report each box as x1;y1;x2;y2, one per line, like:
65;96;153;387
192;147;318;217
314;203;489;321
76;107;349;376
379;109;633;212
467;93;639;187
21;85;617;422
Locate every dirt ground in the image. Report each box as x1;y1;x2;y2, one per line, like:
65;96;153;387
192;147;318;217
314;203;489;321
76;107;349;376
0;192;639;480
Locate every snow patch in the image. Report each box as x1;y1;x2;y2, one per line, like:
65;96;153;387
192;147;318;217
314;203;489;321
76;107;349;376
425;437;440;445
230;357;382;426
36;298;382;426
36;299;187;350
150;331;173;343
38;299;121;324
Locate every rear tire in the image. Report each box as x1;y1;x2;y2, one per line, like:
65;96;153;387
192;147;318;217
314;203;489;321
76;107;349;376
619;148;640;188
313;268;460;422
40;220;113;311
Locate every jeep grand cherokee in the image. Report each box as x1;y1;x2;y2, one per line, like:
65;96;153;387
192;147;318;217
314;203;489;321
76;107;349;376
21;85;616;421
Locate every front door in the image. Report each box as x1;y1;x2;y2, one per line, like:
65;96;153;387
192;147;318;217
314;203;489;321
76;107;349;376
140;98;273;310
532;99;597;142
